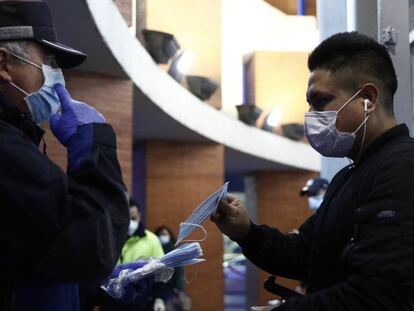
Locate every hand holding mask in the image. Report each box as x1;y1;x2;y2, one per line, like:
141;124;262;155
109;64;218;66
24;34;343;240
49;84;105;146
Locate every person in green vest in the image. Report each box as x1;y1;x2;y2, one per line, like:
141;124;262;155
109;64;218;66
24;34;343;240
119;198;164;264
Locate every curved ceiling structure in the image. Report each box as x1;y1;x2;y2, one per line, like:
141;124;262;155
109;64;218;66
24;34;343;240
48;0;321;173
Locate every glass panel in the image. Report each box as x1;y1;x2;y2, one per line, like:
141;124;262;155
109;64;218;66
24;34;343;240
410;0;414;30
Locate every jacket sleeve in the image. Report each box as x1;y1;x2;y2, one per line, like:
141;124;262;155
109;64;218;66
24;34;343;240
236;214;317;281
277;156;414;310
0;122;130;283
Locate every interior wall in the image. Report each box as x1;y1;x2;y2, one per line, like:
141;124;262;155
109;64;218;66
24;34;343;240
256;170;316;304
145;141;225;311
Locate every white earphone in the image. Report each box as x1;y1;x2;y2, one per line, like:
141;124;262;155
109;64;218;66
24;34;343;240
364;99;370;112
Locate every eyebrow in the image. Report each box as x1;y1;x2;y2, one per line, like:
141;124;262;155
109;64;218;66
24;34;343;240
306;90;334;104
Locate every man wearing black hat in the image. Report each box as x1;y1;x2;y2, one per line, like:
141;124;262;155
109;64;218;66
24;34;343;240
213;31;414;310
0;1;129;311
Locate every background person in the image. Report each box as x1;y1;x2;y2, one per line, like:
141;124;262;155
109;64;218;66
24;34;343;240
155;226;189;311
300;177;329;211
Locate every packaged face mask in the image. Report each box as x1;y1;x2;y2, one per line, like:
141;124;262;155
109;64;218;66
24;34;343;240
101;242;204;299
160;242;204;268
176;182;229;245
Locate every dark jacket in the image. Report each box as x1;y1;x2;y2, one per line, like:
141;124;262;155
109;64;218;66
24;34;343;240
238;124;414;310
0;100;129;310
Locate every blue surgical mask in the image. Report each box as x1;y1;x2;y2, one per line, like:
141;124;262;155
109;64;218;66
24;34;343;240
9;53;65;124
176;182;229;245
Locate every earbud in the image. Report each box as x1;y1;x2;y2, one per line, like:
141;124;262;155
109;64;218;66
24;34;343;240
363;99;369;112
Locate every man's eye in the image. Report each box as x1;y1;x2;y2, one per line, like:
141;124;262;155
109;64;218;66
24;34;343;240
311;98;331;109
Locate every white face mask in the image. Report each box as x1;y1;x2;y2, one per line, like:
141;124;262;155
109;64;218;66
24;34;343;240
308;194;324;210
159;235;171;245
304;89;369;158
128;220;139;236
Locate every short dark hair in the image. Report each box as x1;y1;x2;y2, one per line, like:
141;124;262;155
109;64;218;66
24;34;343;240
129;198;140;211
308;32;397;113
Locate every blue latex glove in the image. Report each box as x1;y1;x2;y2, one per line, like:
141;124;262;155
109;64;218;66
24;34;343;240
109;261;147;279
106;261;154;303
49;84;105;146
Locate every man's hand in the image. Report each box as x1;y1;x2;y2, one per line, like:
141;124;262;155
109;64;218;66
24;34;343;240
49;84;105;146
211;194;251;240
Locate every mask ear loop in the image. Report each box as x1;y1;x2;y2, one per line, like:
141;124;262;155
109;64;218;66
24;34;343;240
9;81;29;96
9;52;42;70
337;88;363;114
175;223;208;246
355;99;370;162
184;265;200;284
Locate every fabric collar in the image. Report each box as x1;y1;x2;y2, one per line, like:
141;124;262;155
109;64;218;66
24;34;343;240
0;93;45;146
357;124;409;164
131;222;147;238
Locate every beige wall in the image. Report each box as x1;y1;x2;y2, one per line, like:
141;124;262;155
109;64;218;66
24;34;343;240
246;51;310;125
146;0;222;109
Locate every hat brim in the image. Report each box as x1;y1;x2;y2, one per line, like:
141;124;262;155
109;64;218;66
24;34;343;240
300;186;318;196
39;39;87;68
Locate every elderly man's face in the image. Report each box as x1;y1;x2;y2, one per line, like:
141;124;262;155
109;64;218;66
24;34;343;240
0;42;57;114
306;69;367;134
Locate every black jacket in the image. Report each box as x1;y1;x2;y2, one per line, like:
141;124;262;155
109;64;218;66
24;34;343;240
239;124;414;310
0;101;129;309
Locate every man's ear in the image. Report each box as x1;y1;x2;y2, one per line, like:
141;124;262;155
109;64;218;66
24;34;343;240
0;48;13;83
360;83;378;114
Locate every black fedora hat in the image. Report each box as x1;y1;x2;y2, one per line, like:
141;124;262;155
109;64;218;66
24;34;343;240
0;0;86;68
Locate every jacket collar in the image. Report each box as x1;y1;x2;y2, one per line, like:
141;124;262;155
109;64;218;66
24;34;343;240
357;124;409;165
0;92;45;146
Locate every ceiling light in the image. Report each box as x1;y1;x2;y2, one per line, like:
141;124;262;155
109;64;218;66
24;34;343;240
168;50;194;81
266;108;283;127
